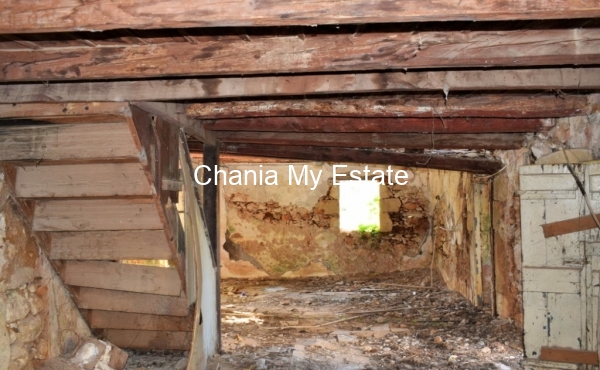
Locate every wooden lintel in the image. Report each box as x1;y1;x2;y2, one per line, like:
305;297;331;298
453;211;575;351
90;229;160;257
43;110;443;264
189;94;591;119
542;213;600;238
540;346;599;365
2;29;600;81
2;70;598;104
2;1;599;34
214;143;504;174
202;117;548;133
215;131;526;150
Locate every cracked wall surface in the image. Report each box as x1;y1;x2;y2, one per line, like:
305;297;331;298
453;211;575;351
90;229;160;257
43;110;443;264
213;161;492;315
217;163;434;279
0;168;90;370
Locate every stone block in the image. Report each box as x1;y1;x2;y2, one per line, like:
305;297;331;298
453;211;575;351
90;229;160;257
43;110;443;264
5;291;30;323
381;198;401;213
379;185;391;198
329;185;339;200
379;213;393;233
315;200;339;215
16;315;42;343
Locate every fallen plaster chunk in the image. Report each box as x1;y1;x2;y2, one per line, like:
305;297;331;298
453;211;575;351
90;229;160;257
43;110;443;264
39;338;128;370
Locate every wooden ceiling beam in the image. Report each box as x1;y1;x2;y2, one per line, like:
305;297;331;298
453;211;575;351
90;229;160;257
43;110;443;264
2;69;599;103
2;29;600;81
202;117;549;133
2;0;599;34
189;94;590;119
207;143;504;174
0;102;130;118
215;131;526;150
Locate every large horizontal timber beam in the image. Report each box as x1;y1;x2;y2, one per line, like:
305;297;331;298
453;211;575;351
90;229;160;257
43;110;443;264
189;93;591;119
2;69;599;104
2;29;600;81
201;117;549;133
208;143;504;175
2;0;599;34
215;131;526;150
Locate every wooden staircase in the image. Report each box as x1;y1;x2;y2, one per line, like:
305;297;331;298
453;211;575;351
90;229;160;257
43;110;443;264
0;103;200;351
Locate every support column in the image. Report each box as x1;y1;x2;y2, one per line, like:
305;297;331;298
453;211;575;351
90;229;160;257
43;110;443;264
202;141;221;351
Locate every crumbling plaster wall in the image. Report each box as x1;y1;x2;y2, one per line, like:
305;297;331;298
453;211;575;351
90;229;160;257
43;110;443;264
218;163;433;279
0;169;90;370
215;160;491;305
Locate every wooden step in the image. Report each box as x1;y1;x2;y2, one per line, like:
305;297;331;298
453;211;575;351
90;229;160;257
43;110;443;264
50;231;172;260
0;122;139;162
60;261;181;296
73;287;189;317
83;310;193;332
33;199;163;231
16;163;152;198
99;329;192;350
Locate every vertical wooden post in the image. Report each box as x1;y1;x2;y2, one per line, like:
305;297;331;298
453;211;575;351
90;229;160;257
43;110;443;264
202;142;221;351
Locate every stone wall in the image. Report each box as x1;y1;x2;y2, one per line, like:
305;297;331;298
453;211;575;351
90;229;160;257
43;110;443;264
0;168;90;370
213;160;495;309
489;94;600;328
217;163;433;279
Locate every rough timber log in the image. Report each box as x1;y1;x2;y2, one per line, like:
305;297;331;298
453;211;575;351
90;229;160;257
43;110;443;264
2;29;600;81
2;0;599;33
215;131;526;150
211;143;504;174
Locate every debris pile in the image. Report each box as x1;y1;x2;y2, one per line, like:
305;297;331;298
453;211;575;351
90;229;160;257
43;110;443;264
211;268;523;369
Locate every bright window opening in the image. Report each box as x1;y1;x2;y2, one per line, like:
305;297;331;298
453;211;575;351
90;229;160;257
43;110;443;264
339;180;380;233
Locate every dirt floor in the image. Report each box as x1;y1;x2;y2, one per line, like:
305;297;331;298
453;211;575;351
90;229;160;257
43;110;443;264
126;269;523;370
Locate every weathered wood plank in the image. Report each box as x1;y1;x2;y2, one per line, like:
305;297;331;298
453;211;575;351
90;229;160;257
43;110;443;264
50;230;172;260
216;144;504;174
131;102;214;144
0;102;129;118
202;117;548;133
540;347;599;365
216;131;526;150
100;329;191;350
127;105;186;288
0;123;140;162
3;29;600;81
542;213;600;238
2;1;599;34
33;199;163;231
16;163;152;198
84;310;193;331
61;261;181;296
189;94;591;119
2;70;598;103
73;287;189;316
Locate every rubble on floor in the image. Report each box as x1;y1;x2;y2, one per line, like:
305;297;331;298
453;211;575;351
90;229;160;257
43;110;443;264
210;269;523;370
123;350;187;370
38;338;128;370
